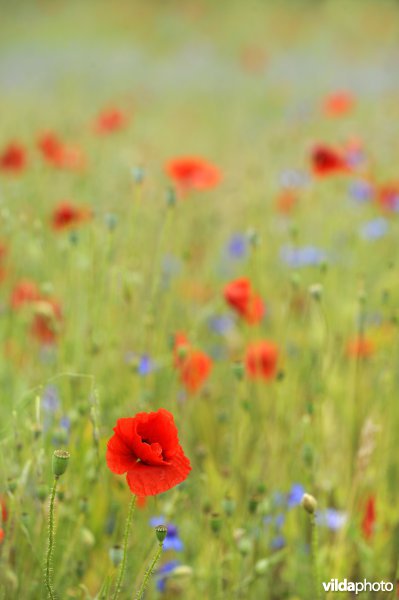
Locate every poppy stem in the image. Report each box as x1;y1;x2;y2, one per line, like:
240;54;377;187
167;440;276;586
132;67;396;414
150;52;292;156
44;476;59;600
112;494;137;600
310;513;322;600
135;541;163;600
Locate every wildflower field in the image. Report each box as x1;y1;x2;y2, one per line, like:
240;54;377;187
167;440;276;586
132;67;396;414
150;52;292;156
1;1;399;598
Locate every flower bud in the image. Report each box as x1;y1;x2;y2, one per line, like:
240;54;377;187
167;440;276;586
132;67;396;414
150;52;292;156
301;493;317;514
52;450;70;477
109;545;123;567
155;524;168;544
255;558;270;576
210;512;222;534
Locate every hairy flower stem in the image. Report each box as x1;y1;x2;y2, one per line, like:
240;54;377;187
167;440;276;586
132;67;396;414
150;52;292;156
135;542;163;600
112;495;137;600
310;514;322;600
44;476;59;600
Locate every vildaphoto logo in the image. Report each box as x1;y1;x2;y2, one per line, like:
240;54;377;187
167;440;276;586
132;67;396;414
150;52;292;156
322;579;394;594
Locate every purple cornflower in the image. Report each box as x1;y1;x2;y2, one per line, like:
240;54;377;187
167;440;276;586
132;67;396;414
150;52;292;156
226;234;248;259
208;314;234;335
316;509;347;531
156;560;180;592
348;180;373;203
280;245;327;268
287;483;305;507
41;385;60;413
150;517;184;552
360;218;388;240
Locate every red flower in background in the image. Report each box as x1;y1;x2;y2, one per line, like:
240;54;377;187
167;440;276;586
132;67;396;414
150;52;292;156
52;201;91;231
376;182;399;212
0;496;8;544
224;277;264;324
37;132;85;170
106;408;191;496
173;333;212;393
245;340;279;381
346;337;374;359
311;144;349;177
0;142;27;173
361;495;376;540
11;280;41;310
94;108;127;134
165;157;221;192
323;91;355;117
31;298;62;345
275;190;298;215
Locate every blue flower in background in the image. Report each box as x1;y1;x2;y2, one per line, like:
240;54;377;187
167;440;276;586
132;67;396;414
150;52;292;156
138;355;156;376
287;483;305;507
150;517;184;552
41;385;60;413
271;535;286;550
349;180;373;203
280;245;327;268
360;218;388;240
208;314;234;335
226;234;248;259
156;560;180;592
279;169;310;189
316;509;347;531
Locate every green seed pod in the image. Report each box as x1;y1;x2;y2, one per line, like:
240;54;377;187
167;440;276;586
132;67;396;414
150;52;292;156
155;524;168;544
52;450;70;477
301;493;317;514
210;512;222;534
109;545;123;567
238;537;253;556
222;496;236;517
255;558;270;576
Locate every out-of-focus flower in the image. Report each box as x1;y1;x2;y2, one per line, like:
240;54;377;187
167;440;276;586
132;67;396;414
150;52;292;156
165;157;221;192
322;91;355;117
208;314;234;335
360;218;388;240
150;517;184;552
11;280;41;309
349;180;373;203
226;234;248;260
280;246;326;268
316;509;347;531
245;340;279;381
346;337;374;359
51;201;91;231
275;190;298;215
287;483;305;507
41;384;60;413
173;333;212;394
361;495;376;540
0;142;27;173
37;132;86;170
31;298;62;345
224;277;264;324
376;182;399;212
94;107;128;134
311;144;349;177
156;560;181;592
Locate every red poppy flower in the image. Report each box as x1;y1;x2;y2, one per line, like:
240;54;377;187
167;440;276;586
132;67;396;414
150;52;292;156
361;495;376;540
224;277;264;324
1;496;7;523
37;132;85;170
173;333;212;393
0;142;27;173
311;144;349;177
31;298;62;345
323;91;355;117
51;201;91;231
106;408;191;496
346;337;374;359
11;280;41;310
245;340;279;380
376;182;399;212
165;157;221;192
94;108;127;134
275;190;298;215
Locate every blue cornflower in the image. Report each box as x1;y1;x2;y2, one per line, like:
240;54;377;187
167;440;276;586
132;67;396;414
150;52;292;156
279;169;310;189
226;234;248;259
360;218;388;240
271;535;286;550
150;517;184;552
316;509;347;531
280;245;327;268
208;314;234;335
287;483;305;507
349;180;373;203
138;355;156;376
41;385;60;413
156;560;180;592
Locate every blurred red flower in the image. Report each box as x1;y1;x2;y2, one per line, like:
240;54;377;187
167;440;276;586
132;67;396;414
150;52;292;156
311;144;349;177
173;333;212;393
51;201;91;231
323;91;355;117
346;337;374;358
94;108;127;134
376;182;399;212
37;132;85;170
11;280;41;310
0;496;8;544
165;156;221;192
361;495;376;540
275;190;298;215
0;142;27;173
106;408;191;496
224;277;264;324
31;298;62;345
245;340;279;380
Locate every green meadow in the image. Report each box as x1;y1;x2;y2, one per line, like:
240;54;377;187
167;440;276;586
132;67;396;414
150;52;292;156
0;1;399;598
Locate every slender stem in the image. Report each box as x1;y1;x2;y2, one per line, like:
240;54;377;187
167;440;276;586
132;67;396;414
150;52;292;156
44;476;59;600
135;542;163;600
311;514;322;600
112;495;137;600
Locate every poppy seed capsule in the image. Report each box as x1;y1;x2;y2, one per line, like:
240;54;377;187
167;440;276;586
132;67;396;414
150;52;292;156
52;450;70;477
210;513;222;534
155;524;168;544
301;493;317;514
